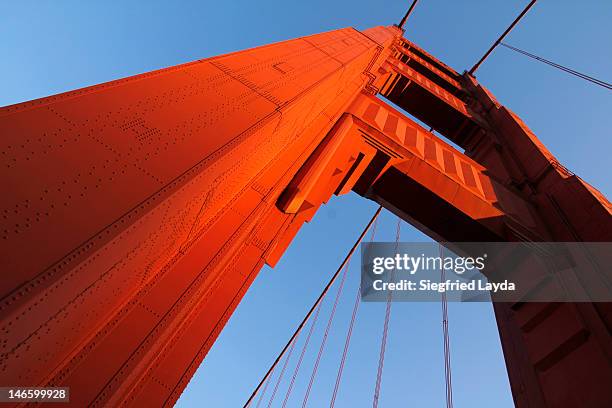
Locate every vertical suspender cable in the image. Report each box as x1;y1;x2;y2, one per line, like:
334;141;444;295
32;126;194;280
281;303;323;407
254;369;273;408
439;244;453;408
372;218;402;408
265;334;299;408
329;217;380;407
243;205;383;408
301;258;352;407
499;42;612;91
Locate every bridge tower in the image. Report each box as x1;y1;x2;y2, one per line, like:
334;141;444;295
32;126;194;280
1;24;610;407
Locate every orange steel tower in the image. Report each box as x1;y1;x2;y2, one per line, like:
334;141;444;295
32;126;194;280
1;24;611;407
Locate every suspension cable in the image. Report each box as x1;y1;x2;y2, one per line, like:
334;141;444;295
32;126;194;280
301;258;352;407
398;0;420;30
372;217;402;408
469;0;538;75
265;334;299;408
254;368;273;408
499;42;612;91
439;244;453;408
329;216;380;407
243;205;384;408
281;303;323;407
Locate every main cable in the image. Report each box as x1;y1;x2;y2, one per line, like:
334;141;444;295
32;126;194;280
469;0;538;75
398;0;420;30
243;205;384;408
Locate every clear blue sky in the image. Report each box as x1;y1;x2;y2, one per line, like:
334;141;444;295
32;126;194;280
2;1;610;407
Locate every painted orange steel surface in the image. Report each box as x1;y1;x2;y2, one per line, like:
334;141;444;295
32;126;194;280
1;25;611;407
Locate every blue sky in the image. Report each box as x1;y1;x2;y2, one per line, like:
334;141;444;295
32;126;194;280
3;1;610;407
